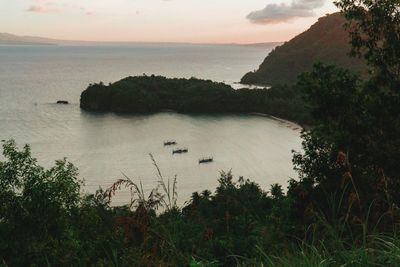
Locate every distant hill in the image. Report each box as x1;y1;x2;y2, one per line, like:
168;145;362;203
0;32;279;47
239;42;282;48
0;33;58;45
241;13;367;86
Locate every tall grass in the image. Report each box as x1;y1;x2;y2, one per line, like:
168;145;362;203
252;234;400;267
105;153;178;212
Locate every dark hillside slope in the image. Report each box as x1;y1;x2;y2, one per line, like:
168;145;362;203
241;13;366;86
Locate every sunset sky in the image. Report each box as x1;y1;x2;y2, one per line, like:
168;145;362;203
0;0;338;43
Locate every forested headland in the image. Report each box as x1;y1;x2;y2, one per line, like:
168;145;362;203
80;76;312;126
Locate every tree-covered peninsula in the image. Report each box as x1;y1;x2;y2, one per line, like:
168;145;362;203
80;75;312;125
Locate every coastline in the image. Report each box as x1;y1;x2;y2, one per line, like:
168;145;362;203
160;109;304;130
248;112;304;131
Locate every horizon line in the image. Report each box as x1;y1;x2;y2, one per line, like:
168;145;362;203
0;32;284;46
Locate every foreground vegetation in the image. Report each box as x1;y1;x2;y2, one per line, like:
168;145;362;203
1;0;400;266
0;140;400;266
80;76;312;126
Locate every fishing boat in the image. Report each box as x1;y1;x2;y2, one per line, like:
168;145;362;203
172;148;188;154
164;140;177;146
199;157;213;164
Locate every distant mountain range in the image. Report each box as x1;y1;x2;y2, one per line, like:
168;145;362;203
0;32;280;47
241;42;282;48
0;33;59;45
241;13;367;86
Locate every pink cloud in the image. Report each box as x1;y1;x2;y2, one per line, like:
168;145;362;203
27;5;59;13
79;7;94;16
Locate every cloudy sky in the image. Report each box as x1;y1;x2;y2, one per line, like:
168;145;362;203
0;0;337;43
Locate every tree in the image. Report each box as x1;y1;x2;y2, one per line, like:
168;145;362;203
0;140;82;265
336;0;400;82
337;0;400;179
292;0;400;229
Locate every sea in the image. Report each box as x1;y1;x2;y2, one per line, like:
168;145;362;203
0;43;302;205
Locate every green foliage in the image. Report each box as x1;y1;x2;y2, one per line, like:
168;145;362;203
0;140;81;265
291;0;400;245
1;139;400;266
0;140;124;266
337;0;400;82
252;235;400;267
80;75;312;126
0;141;295;266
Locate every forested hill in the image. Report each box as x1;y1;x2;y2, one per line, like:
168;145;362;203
241;13;367;86
80;75;312;125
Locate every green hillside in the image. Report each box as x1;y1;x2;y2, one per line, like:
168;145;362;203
241;13;366;86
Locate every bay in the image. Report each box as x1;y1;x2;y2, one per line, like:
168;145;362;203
0;44;301;205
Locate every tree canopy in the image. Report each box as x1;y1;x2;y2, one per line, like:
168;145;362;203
291;0;400;232
80;75;312;125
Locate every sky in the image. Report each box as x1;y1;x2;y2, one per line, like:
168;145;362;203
0;0;338;44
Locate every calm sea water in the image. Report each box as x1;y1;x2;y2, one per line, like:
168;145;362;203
0;44;302;205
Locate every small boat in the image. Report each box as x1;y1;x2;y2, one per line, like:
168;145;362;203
164;140;177;146
56;100;69;104
173;148;188;154
199;157;213;164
